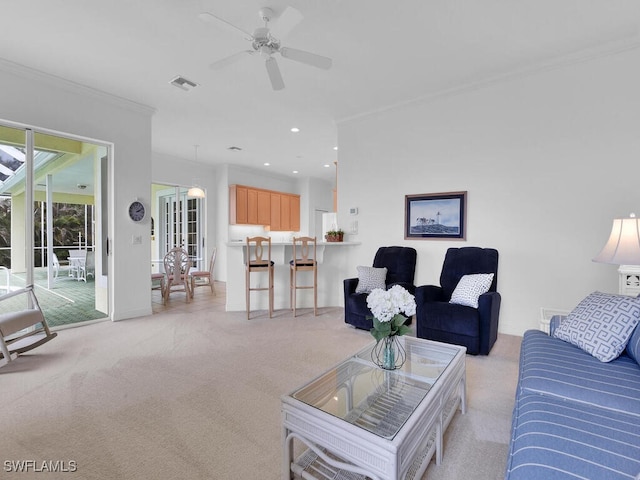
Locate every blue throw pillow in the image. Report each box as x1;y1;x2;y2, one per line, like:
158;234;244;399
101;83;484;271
553;291;640;362
627;323;640;364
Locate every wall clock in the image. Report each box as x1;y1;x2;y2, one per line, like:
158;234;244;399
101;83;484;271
128;200;146;222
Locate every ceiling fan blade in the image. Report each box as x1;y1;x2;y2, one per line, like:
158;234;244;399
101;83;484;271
209;50;255;70
265;57;285;91
198;12;253;41
270;6;304;39
280;47;332;70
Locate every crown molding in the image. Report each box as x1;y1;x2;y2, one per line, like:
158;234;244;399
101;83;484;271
338;35;640;125
0;57;156;117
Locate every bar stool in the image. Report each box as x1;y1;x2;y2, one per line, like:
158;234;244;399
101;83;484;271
245;236;274;319
290;236;317;317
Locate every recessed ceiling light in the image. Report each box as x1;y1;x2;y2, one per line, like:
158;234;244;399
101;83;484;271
290;127;300;133
292;170;299;174
264;162;270;166
323;164;331;168
333;146;338;151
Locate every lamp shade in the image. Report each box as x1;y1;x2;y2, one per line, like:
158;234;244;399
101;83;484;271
593;213;640;265
187;186;205;198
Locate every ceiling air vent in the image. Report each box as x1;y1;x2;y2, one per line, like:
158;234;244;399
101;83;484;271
169;75;198;91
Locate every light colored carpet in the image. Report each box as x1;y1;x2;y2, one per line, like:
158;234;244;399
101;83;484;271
0;291;521;480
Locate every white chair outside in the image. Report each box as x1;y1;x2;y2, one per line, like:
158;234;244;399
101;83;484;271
68;250;87;281
81;251;95;280
52;253;61;279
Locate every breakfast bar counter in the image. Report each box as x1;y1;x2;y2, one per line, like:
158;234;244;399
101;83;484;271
225;241;360;313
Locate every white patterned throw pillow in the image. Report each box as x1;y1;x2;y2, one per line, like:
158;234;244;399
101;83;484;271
553;291;640;363
355;266;388;294
449;273;494;308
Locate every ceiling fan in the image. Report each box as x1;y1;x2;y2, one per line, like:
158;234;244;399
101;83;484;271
199;6;332;91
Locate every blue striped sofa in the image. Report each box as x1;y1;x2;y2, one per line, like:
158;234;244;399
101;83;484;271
505;317;640;479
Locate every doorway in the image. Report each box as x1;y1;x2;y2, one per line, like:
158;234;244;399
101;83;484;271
0;123;110;327
151;183;205;276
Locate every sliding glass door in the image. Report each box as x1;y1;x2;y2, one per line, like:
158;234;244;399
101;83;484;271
0;122;110;327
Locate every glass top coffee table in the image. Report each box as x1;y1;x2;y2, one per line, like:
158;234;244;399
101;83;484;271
281;336;466;480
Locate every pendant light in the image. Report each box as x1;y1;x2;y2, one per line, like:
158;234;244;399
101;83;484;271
187;145;205;198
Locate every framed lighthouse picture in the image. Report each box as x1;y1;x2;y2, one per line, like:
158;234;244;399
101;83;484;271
404;191;467;240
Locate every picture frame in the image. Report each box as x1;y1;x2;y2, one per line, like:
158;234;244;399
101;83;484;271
404;191;467;240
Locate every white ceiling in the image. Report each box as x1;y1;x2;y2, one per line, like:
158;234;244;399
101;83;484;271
1;0;639;183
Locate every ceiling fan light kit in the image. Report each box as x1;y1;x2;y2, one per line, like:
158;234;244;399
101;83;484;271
200;6;332;91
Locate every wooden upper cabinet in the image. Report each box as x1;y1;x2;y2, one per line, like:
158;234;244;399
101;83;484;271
273;193;300;231
247;188;258;224
280;194;291;231
230;185;300;230
229;185;248;224
270;192;281;231
290;195;300;232
257;190;271;225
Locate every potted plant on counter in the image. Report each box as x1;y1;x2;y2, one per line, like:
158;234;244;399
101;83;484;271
324;229;344;242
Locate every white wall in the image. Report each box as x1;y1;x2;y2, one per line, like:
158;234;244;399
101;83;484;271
302;176;335;238
337;47;640;336
0;59;155;321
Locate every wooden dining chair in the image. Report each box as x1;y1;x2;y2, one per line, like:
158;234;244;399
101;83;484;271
151;272;166;294
190;248;217;297
163;247;191;304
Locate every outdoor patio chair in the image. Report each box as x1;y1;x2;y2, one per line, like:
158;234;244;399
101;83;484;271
68;250;87;281
81;251;95;280
52;253;66;279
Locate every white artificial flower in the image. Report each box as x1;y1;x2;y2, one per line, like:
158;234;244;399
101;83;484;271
388;284;416;317
367;286;416;322
366;288;394;322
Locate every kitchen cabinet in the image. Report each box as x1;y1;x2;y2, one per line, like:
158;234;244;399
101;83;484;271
229;185;248;224
247;188;258;224
257;190;271;225
290;195;300;231
270;193;281;230
230;185;300;231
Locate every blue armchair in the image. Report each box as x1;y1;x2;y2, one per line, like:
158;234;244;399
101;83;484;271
415;247;501;355
344;246;417;330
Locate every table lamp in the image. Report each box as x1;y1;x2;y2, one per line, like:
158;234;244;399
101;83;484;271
593;213;640;295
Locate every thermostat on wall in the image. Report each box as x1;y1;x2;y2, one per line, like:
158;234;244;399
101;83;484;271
349;207;358;215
